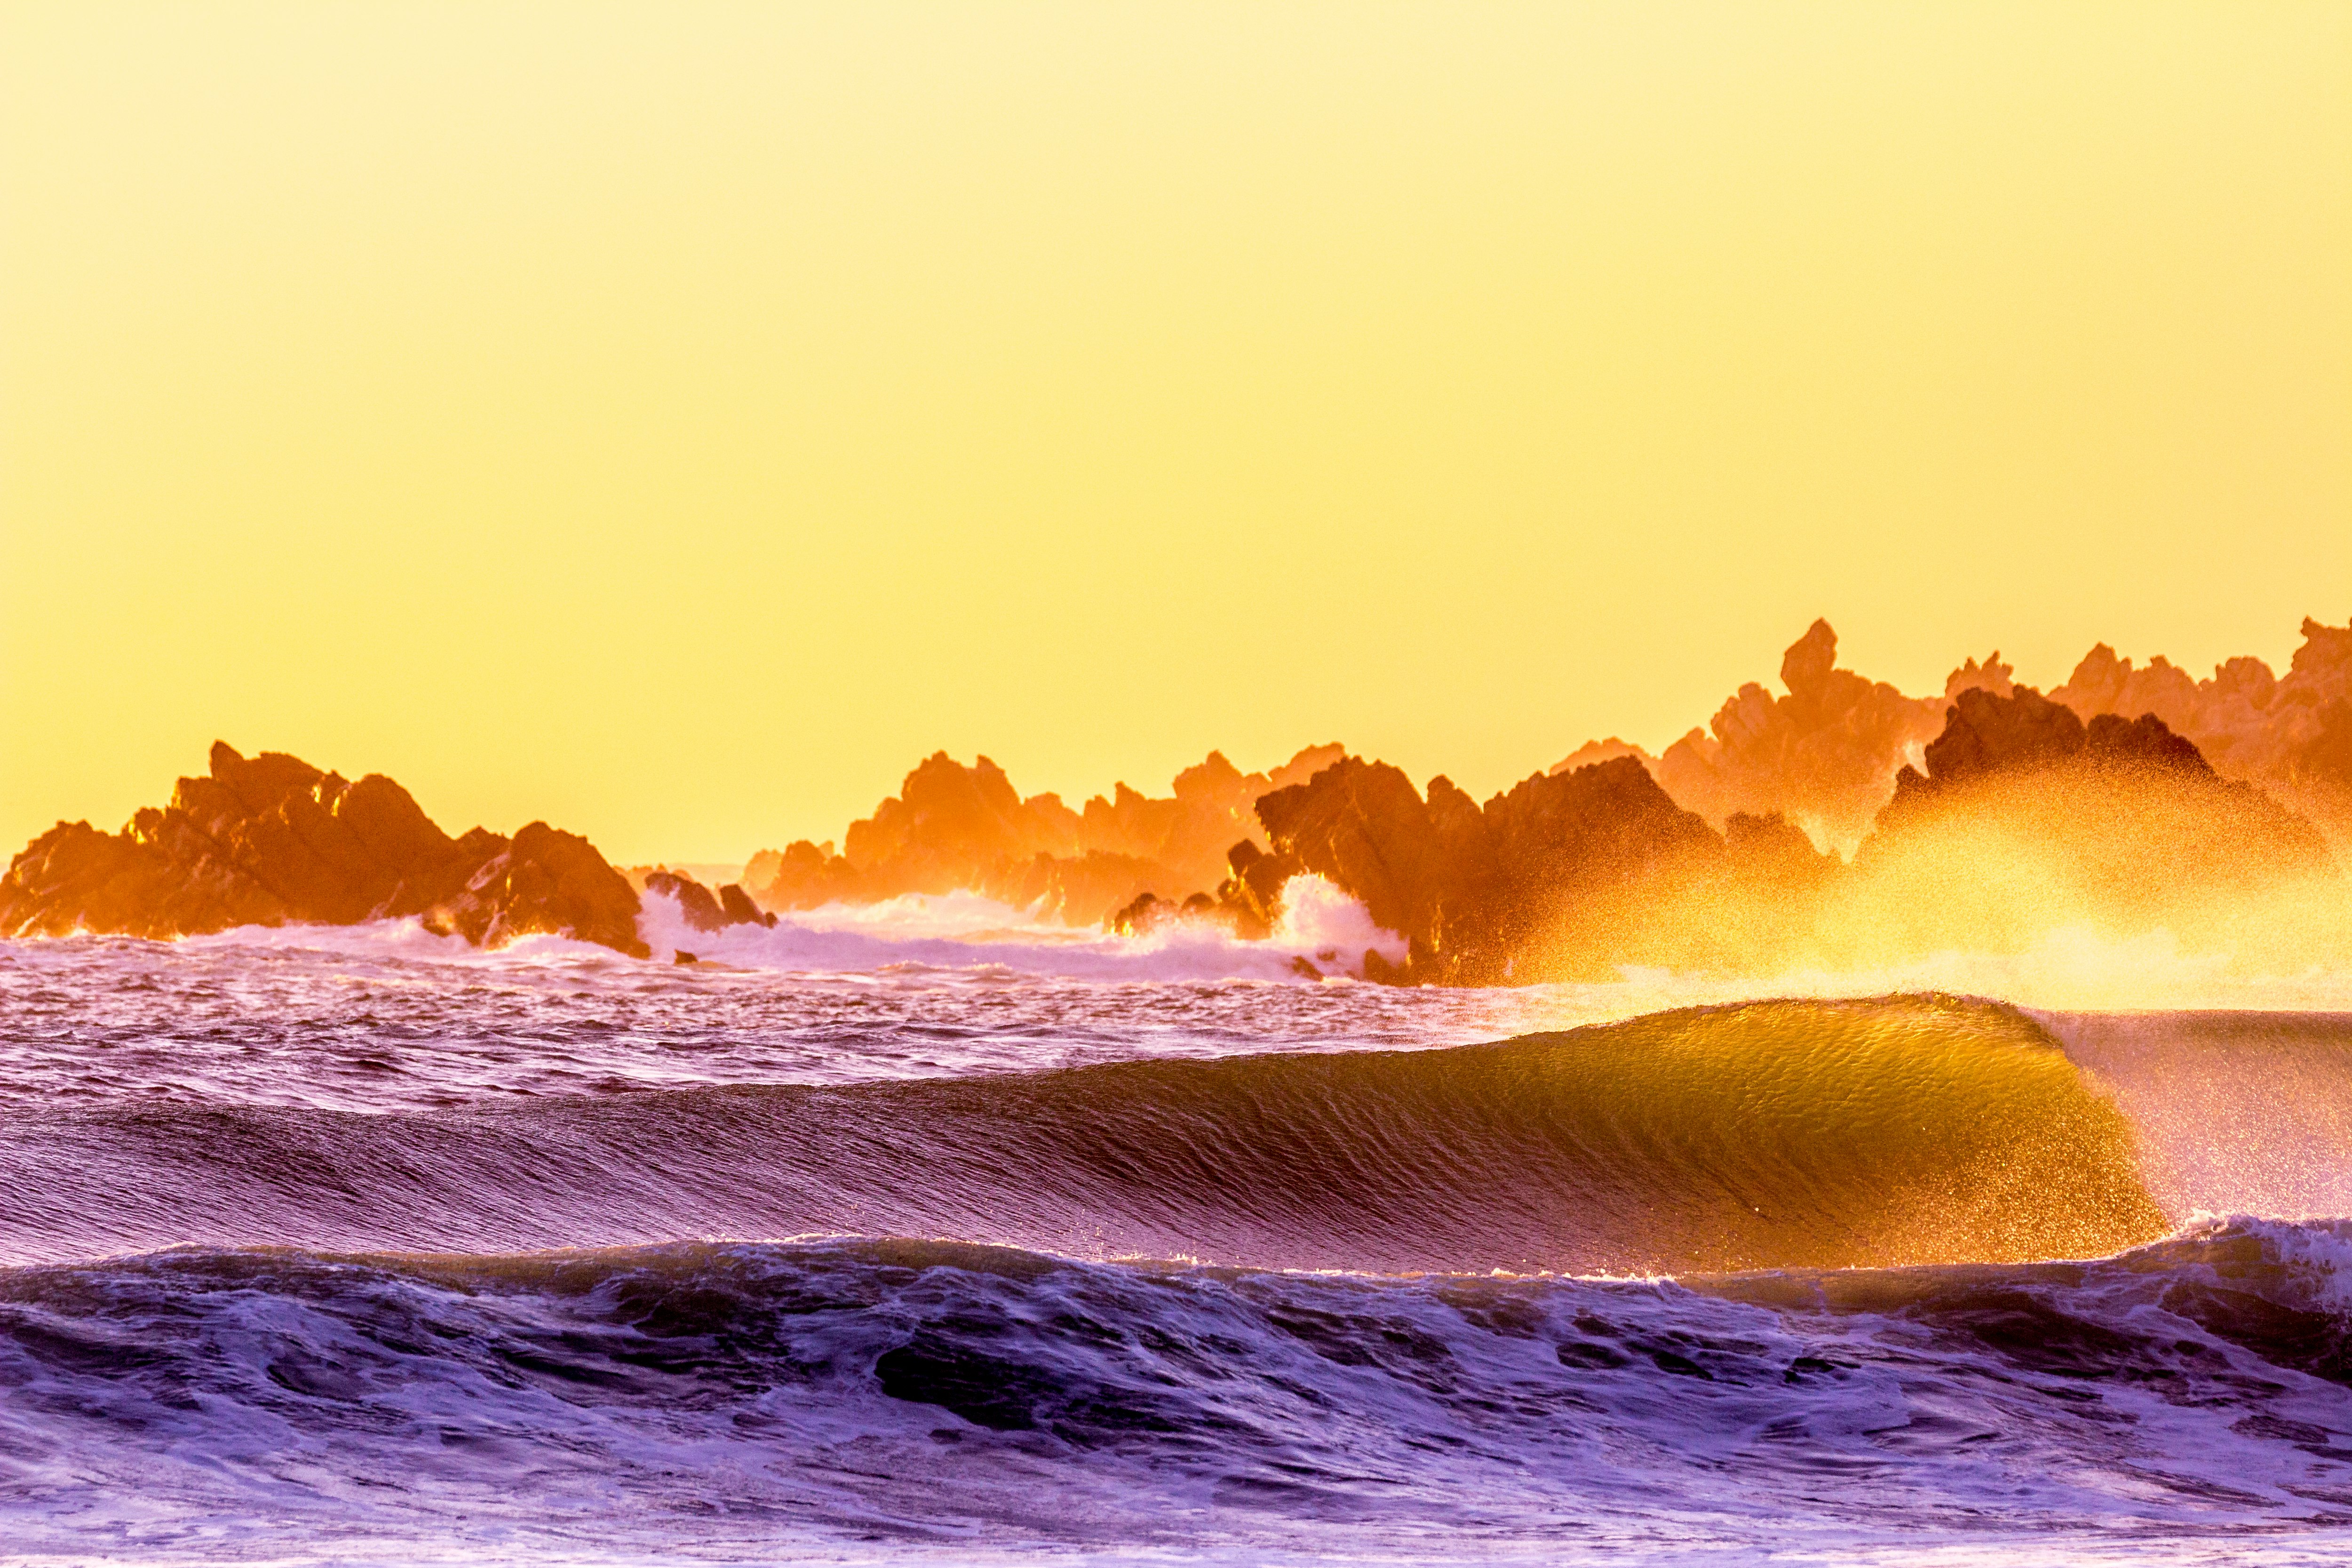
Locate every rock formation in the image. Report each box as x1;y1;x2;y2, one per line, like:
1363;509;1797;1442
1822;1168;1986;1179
641;868;777;934
1241;689;2337;985
1550;621;2015;851
1229;753;1832;983
1845;687;2338;961
2048;617;2352;835
0;742;648;956
747;744;1347;926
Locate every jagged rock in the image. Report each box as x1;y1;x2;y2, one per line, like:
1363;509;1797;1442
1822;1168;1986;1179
842;753;1079;891
750;840;861;908
1888;688;2229;816
0;743;648;957
2085;712;2212;775
1107;891;1168;936
1255;758;1446;942
1248;753;1726;984
745;745;1346;924
1547;738;1651;776
1104;887;1224;938
1905;686;2089;792
428;822;646;956
1724;811;1837;877
1213;839;1298;939
642;868;779;934
718;883;776;928
2306;700;2352;791
1868;689;2331;929
1550;621;2010;851
644;869;729;932
2049;617;2352;803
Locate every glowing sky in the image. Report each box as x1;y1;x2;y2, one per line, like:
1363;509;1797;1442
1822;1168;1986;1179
4;3;2347;863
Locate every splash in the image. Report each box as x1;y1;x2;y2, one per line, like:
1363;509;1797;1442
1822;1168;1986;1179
635;873;1405;982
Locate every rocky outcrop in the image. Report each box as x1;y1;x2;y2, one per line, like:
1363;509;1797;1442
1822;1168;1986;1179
1245;692;2334;984
1881;687;2269;817
1236;753;1828;983
434;823;649;955
2048;618;2352;830
1551;621;2014;851
1537;614;2352;856
1851;689;2336;956
1655;621;2021;848
641;868;777;934
0;742;648;956
1105;889;1218;937
747;745;1347;927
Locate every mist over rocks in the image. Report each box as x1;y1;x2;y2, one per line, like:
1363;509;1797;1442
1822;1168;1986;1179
1229;665;2340;984
1840;686;2340;963
0;742;648;956
1551;620;2016;852
2049;616;2352;831
1872;685;2329;869
638;868;777;934
8;613;2350;986
1233;752;1831;984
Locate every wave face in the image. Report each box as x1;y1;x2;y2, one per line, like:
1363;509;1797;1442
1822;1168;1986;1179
5;933;2352;1562
2;993;2165;1275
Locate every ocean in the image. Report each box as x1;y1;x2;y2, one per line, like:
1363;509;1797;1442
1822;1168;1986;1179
3;903;2350;1565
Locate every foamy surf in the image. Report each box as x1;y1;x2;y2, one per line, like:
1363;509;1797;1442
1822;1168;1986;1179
7;935;2352;1563
635;873;1409;982
2;1221;2348;1566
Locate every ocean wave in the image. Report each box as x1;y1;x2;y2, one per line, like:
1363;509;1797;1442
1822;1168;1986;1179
0;995;2264;1275
2;1220;2348;1562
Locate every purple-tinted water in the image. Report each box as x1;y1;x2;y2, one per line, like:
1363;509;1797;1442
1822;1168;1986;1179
3;928;2351;1566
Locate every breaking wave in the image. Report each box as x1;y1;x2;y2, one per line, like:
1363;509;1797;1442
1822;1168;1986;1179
10;933;2352;1562
0;995;2265;1275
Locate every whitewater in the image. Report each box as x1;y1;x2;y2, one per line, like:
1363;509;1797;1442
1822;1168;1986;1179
5;895;2352;1565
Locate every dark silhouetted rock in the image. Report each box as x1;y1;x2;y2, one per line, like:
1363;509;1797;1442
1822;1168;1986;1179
1870;689;2331;917
1908;686;2087;792
644;869;729;932
1255;757;1445;943
745;745;1347;926
718;883;776;928
1213;838;1299;939
1248;752;1727;984
2084;712;2212;776
1551;621;2011;851
2306;700;2352;791
1724;811;1838;878
0;743;649;957
641;868;779;934
431;822;647;956
1108;891;1168;936
1887;688;2242;820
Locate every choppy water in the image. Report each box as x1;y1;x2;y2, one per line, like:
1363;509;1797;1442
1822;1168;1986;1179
5;914;2352;1564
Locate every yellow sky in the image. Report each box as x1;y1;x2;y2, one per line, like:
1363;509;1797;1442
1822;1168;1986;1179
3;3;2347;864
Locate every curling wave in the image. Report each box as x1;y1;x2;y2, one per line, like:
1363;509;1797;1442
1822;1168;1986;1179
3;996;2174;1274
